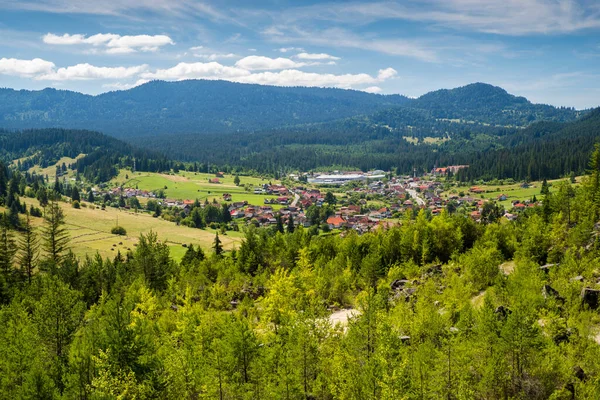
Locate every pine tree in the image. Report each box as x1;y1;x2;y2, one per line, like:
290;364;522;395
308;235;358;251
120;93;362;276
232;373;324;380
42;201;70;264
276;214;284;234
287;213;295;233
540;179;549;196
0;214;17;280
222;203;232;223
37;188;49;207
87;190;95;203
213;233;223;256
71;186;80;202
19;213;38;284
234;175;241;186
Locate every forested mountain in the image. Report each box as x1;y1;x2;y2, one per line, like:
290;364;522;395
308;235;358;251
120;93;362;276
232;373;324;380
410;82;578;126
0;80;410;137
0;81;578;139
0;128;171;182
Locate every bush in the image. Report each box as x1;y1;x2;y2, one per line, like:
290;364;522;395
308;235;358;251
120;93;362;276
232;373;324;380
111;226;127;236
72;200;80;209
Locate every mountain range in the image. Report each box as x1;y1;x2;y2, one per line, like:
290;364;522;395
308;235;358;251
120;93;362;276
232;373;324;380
0;81;580;138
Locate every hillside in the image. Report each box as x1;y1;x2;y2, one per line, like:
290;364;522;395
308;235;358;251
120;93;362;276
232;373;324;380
130;107;600;181
410;82;578;126
0;128;171;182
0;80;410;137
0;81;579;139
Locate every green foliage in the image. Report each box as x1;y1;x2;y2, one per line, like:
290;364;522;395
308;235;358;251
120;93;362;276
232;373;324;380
110;226;127;236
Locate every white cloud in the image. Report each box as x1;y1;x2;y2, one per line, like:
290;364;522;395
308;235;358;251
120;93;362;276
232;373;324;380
189;46;204;51
235;69;379;88
272;0;600;36
377;68;397;80
264;27;439;63
363;86;382;93
43;33;174;54
194;53;238;61
138;60;396;90
37;63;149;80
235;55;305;70
140;62;251;80
278;47;305;53
0;57;55;77
295;52;340;61
102;79;149;91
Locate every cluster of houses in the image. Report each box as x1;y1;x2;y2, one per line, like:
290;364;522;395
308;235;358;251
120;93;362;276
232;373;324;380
94;186;157;199
101;167;539;232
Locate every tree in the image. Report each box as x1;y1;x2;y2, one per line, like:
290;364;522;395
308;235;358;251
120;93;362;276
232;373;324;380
37;188;49;207
133;231;175;292
87;190;95;203
0;215;17;286
213;233;223;256
34;275;85;393
42;201;70;264
287;213;295;233
18;213;38;284
276;214;284;233
222;203;232;223
71;186;80;202
540;179;549;196
234;175;241;186
324;191;337;205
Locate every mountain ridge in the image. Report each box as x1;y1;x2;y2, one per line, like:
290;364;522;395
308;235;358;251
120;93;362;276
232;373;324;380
0;80;579;138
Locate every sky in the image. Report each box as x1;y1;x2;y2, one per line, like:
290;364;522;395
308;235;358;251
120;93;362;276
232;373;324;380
0;0;599;109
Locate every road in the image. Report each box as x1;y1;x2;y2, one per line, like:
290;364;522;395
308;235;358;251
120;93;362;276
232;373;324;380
291;192;300;207
406;188;426;206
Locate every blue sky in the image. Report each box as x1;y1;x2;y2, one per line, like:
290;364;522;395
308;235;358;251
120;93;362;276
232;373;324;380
0;0;599;108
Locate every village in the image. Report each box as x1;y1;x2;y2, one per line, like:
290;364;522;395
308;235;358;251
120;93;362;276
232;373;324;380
92;166;545;235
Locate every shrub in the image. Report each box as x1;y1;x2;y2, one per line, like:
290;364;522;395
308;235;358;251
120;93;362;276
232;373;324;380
72;200;80;209
111;226;127;236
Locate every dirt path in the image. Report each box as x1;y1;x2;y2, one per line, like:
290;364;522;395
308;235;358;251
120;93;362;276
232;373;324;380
329;309;358;326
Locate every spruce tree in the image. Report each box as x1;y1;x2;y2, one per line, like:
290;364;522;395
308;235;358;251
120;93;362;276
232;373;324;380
19;213;38;284
287;213;295;233
71;187;80;202
42;201;70;264
0;214;17;280
213;233;223;256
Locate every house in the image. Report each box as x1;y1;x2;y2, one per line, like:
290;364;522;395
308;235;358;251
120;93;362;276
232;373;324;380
230;210;244;219
215;172;225;178
470;210;481;220
209;178;221;184
520;182;531;189
504;213;517;221
470;186;484;194
497;194;507;201
223;193;232;201
327;216;347;230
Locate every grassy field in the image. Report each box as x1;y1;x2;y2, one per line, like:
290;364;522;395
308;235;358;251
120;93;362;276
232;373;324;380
11;198;244;262
110;170;285;209
28;154;86;179
441;177;579;208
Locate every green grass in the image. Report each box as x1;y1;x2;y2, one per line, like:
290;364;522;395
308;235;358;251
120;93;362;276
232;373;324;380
13;198;244;262
441;177;578;208
110;170;285;209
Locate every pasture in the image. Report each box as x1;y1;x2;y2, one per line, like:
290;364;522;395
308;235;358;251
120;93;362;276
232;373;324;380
110;170;285;209
14;197;244;262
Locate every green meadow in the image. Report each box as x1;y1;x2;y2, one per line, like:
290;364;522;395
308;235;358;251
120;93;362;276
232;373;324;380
110;170;286;209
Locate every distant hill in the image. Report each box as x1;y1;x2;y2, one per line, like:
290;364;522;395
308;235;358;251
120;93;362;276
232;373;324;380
0;81;580;139
0;80;410;138
407;83;579;126
0;128;171;182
